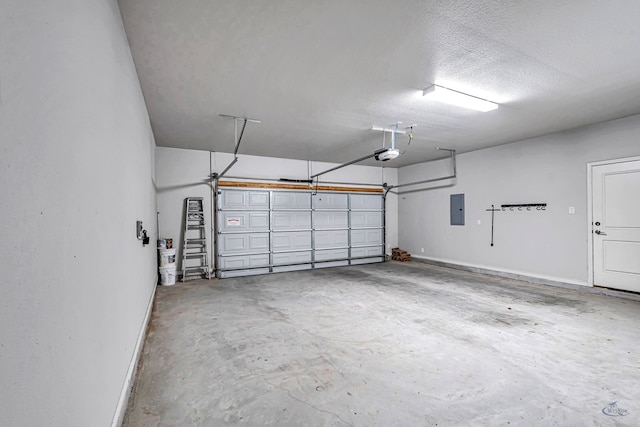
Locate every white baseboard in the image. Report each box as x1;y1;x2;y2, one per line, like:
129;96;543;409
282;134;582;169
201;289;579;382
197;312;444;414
410;255;589;288
111;282;157;427
409;256;640;301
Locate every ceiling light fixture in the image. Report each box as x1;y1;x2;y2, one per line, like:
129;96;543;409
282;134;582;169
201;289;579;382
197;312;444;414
423;85;499;112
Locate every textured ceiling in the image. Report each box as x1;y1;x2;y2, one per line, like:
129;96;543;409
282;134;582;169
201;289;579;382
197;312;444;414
118;0;640;167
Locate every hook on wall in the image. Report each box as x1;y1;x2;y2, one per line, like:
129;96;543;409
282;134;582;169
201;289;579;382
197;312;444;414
501;203;547;211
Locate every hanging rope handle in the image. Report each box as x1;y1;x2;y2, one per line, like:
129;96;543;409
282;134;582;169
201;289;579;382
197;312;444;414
401;126;413;154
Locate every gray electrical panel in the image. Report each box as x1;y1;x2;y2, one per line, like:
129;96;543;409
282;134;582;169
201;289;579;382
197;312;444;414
450;193;465;226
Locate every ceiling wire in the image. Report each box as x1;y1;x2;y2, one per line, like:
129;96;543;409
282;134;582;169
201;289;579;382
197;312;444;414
400;126;414;155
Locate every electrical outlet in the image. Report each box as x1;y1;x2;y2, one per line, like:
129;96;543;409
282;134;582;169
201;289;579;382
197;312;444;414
421;248;424;253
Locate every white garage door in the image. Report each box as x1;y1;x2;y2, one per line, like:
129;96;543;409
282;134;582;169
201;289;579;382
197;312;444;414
216;188;384;278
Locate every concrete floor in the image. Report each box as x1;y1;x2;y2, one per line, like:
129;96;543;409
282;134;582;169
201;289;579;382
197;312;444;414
124;262;640;426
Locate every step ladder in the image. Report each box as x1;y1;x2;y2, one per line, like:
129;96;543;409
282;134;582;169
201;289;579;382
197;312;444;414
181;197;211;281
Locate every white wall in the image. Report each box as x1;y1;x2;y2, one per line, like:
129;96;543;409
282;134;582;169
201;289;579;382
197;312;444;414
398;114;640;285
0;1;157;425
156;148;398;271
156;147;214;270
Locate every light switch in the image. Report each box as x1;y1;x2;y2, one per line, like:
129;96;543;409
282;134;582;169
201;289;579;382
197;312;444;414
568;207;575;214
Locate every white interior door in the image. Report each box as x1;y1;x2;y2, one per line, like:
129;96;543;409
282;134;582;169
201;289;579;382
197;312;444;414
592;159;640;292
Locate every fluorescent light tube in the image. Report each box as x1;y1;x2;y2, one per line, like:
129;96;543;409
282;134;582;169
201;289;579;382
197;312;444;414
423;85;498;112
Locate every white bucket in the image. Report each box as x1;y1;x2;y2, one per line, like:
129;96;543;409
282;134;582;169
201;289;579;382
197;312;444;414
159;265;177;286
158;248;176;266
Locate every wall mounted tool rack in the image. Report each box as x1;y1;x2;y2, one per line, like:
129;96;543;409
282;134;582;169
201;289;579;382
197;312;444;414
501;203;547;211
485;203;548;247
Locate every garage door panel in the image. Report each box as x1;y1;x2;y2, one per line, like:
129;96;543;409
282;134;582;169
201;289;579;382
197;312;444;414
314;193;348;209
314;230;349;248
272;231;312;251
272;211;311;230
272;192;311;209
273;264;312;273
315;260;349;269
314;211;348;229
351;257;384;265
351;194;382;210
315;248;349;261
248;192;270;208
220;190;270;210
218;211;269;232
218;254;270;269
218;233;269;254
219;268;270;278
273;251;312;265
351;229;383;246
351;211;383;228
219;191;245;210
351;246;383;257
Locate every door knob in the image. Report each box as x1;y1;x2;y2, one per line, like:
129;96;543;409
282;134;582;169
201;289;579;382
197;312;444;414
595;230;607;235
